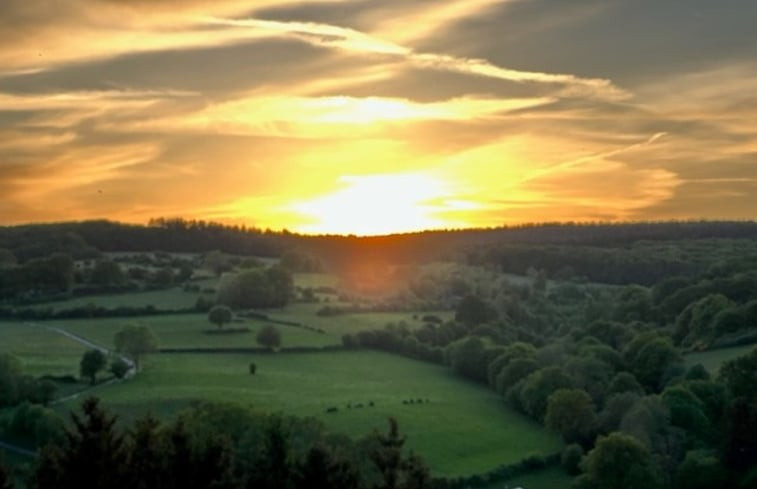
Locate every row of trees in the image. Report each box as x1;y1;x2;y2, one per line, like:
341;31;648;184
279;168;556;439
2;398;432;489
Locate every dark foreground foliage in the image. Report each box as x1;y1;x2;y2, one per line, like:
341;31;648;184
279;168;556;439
26;397;433;489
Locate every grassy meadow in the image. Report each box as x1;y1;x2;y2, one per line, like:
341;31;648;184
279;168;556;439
50;314;336;349
77;351;562;477
0;322;86;378
25;284;213;312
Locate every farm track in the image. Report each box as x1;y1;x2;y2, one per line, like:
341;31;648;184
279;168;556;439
24;322;136;404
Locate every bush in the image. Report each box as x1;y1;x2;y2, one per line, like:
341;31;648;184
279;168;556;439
561;444;584;475
109;357;131;379
249;362;257;375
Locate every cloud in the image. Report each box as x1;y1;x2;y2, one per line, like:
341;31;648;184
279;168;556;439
207;16;629;100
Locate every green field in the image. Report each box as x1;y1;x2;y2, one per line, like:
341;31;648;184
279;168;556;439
27;285;213;312
685;344;756;373
266;302;454;338
78;351;562;477
0;322;86;377
293;273;340;289
50;314;335;349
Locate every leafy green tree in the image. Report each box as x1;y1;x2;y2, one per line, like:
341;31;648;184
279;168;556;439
455;294;495;327
685;364;710;381
618;395;685;477
207;305;233;330
447;336;488;383
256;325;281;350
661;386;710;442
578;432;662;489
296;444;361;489
607;372;644;396
674;450;726;489
252;417;294;489
217;266;293;309
598;392;642;434
566;357;614;405
109;357;131;379
518;367;574;421
613;285;653;323
719;347;757;399
79;349;107;385
686;380;726;423
90;260;125;286
495;357;538;395
546;389;598;444
125;415;165;489
203;250;232;277
8;403;65;447
562;444;584;476
627;334;682;392
674;294;732;346
114;324;157;371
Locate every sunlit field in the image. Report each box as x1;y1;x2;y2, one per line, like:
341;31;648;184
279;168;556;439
78;351;562;477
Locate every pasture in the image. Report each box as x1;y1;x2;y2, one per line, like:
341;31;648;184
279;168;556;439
49;314;335;349
25;285;213;312
265;302;454;338
80;351;562;477
0;322;86;378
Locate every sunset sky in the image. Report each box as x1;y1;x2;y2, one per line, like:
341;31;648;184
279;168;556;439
1;0;756;235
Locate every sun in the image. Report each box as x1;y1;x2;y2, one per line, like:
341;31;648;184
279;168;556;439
290;173;453;235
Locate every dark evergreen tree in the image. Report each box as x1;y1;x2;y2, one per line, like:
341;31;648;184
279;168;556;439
296;444;362;489
370;418;430;489
125;415;166;489
31;397;126;489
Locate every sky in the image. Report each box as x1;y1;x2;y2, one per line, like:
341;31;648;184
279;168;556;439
1;0;756;235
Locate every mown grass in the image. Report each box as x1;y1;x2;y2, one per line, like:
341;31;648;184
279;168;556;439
0;322;86;377
685;344;756;373
49;314;335;349
79;351;562;478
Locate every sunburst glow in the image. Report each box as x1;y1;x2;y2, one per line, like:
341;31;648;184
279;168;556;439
291;173;454;235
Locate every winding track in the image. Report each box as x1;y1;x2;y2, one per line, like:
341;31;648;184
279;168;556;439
0;323;138;457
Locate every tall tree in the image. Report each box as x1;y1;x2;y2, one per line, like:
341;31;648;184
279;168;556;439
296;445;362;489
208;305;233;330
79;350;107;385
31;397;126;489
370;418;430;489
114;324;157;371
125;415;165;489
578;432;663;489
256;325;282;351
545;388;598;444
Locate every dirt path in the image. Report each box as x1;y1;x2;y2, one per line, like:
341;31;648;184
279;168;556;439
24;323;136;404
